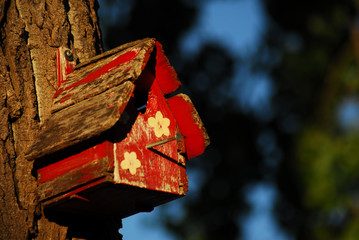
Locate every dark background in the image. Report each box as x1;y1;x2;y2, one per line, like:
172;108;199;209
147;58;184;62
98;0;359;239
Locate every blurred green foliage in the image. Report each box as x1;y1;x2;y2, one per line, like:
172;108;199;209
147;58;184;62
263;1;359;239
98;0;359;239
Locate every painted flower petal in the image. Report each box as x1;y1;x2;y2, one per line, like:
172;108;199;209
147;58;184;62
161;117;170;128
148;117;157;127
120;151;141;175
162;127;170;137
156;111;164;119
148;111;171;138
154;129;162;138
128;151;137;160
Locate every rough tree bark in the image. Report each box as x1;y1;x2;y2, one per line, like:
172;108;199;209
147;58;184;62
0;0;117;239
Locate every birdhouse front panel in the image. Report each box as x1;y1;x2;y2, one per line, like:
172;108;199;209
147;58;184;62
114;79;187;195
26;38;208;219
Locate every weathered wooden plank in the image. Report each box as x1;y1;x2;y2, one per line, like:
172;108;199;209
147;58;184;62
75;39;153;69
52;38;156;113
26;81;135;160
38;155;112;201
37;141;114;183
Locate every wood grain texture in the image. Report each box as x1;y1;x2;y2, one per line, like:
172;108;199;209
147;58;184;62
0;0;101;238
52;38;155;113
27;81;135;160
67;0;103;62
38;156;112;201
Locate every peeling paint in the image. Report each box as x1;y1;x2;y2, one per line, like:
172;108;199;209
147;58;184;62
114;142;119;182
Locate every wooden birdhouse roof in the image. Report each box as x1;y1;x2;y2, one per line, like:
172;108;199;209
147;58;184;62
26;38;184;160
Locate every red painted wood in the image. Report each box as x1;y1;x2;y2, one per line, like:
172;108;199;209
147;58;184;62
114;79;183;194
56;48;75;89
154;41;182;95
167;95;206;159
38;141;113;183
54;48;140;98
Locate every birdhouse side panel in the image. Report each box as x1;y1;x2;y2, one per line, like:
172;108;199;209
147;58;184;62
37;141;114;183
37;141;114;201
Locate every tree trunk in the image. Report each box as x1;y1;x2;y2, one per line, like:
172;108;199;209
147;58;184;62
0;0;112;239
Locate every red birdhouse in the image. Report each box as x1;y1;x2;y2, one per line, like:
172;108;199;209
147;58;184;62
26;38;209;219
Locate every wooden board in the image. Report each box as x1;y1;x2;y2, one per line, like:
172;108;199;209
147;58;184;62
26;81;135;160
52;38;156;113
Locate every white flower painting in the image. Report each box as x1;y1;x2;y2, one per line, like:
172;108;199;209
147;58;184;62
120;152;141;175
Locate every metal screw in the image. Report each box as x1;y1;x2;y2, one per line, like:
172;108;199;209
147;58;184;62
146;133;182;149
64;49;74;61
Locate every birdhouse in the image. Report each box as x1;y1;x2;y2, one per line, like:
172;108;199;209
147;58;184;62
26;38;209;219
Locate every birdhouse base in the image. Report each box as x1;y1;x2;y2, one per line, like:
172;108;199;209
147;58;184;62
35;131;187;219
44;181;181;219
